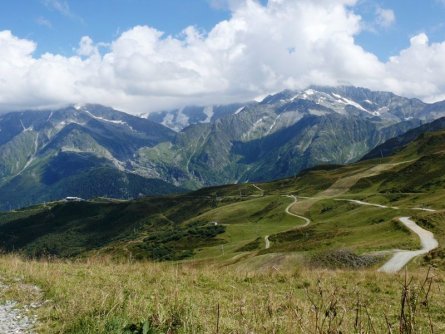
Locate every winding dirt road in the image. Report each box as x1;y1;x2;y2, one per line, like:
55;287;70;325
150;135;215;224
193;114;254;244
342;199;439;273
378;217;439;273
264;195;311;249
258;158;438;269
284;195;311;227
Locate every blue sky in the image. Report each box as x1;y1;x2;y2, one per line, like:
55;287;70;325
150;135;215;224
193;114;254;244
0;0;444;60
355;0;445;60
0;0;445;113
0;0;232;56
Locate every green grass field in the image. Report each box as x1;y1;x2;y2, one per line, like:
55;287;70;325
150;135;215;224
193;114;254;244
0;255;444;333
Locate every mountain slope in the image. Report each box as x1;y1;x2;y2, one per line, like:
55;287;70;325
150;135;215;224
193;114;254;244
1;118;444;263
139;86;426;186
362;116;445;160
1;86;445;209
0;105;182;210
146;103;249;131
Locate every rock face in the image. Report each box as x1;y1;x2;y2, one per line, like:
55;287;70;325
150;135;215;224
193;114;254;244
1;86;445;209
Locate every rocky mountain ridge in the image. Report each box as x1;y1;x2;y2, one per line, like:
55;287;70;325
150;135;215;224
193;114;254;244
1;86;445;209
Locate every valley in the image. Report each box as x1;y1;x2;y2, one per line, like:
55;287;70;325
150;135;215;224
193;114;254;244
1;89;445;333
1;118;444;268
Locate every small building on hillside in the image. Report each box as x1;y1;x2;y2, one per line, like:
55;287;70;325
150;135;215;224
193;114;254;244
64;197;84;202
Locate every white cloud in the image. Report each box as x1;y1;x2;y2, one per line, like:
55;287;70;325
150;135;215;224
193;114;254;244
386;33;445;100
375;7;395;28
76;36;98;57
1;0;445;114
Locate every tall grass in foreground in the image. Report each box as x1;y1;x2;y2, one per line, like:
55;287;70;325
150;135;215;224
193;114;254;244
0;255;443;333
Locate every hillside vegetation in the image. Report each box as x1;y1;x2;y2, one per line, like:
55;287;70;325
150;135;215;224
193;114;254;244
1;127;444;269
0;121;445;332
0;256;444;333
3;86;443;209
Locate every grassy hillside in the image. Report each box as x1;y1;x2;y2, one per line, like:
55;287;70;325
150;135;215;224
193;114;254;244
362;116;445;160
0;256;444;333
1;129;444;270
1;122;445;332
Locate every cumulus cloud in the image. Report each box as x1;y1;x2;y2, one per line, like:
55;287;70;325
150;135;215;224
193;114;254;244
386;33;445;101
1;0;445;114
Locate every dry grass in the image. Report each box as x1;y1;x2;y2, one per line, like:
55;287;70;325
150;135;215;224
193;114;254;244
0;255;444;333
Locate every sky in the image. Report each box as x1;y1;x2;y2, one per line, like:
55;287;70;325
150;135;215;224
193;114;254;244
0;0;445;114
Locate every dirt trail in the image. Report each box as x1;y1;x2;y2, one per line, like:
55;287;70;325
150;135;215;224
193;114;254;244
264;195;311;249
284;195;311;227
259;159;434;268
251;184;264;194
378;217;439;273
264;236;270;249
319;160;415;197
336;199;391;209
342;200;439;273
290;158;438;273
289;161;415;213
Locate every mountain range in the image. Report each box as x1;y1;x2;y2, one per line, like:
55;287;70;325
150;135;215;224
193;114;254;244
1;85;445;209
1;112;444;261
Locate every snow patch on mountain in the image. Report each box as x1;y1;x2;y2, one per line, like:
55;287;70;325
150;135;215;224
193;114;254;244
291;89;316;101
331;93;369;112
83;110;126;125
265;114;281;135
243;116;270;140
234;106;245;115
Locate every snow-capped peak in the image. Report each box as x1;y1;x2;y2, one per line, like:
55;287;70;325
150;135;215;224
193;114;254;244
331;93;370;113
73;104;84;111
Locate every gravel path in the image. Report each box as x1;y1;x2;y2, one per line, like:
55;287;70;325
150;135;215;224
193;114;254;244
0;301;35;334
342;199;439;273
0;280;38;334
251;184;264;195
264;236;270;249
336;199;393;209
378;217;439;273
